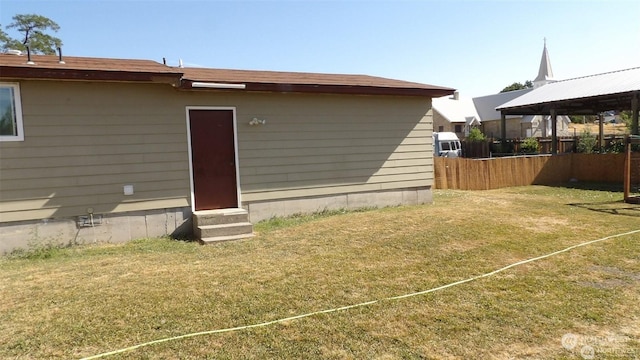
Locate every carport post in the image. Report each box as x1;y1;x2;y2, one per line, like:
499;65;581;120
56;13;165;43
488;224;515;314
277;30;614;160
624;139;631;202
550;108;558;154
598;112;605;152
632;92;639;136
500;112;507;150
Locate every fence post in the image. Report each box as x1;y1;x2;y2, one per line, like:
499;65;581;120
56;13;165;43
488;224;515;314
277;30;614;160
598;113;605;152
500;113;507;151
624;138;631;202
551;109;558;154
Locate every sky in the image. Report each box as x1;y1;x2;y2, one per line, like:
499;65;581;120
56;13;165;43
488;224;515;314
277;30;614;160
0;0;639;97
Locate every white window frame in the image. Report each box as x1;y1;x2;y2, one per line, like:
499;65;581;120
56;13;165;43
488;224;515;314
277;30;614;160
0;82;25;142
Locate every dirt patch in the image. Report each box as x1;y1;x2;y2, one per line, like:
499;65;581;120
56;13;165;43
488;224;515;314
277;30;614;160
578;265;640;289
575;319;640;359
439;240;487;254
519;216;570;233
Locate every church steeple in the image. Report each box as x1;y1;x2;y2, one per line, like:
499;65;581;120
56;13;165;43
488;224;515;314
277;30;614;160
533;38;555;88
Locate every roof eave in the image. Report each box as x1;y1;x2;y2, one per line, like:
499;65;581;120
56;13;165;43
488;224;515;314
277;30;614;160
180;79;455;97
0;66;183;85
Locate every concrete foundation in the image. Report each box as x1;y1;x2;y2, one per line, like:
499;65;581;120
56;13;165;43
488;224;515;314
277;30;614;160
1;187;432;254
0;207;192;254
244;187;432;222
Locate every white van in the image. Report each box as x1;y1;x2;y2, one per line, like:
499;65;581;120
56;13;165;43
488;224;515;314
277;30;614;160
433;132;462;157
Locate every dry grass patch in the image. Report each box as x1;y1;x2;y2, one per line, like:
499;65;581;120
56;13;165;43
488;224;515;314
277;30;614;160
569;122;629;136
1;185;639;359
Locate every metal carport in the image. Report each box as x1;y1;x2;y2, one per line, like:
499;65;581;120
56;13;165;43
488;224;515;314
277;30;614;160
496;67;640;154
496;67;640;203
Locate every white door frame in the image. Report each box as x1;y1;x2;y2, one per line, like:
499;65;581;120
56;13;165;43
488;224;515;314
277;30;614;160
185;106;242;212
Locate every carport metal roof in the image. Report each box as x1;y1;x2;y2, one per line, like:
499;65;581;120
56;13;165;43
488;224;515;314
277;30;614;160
496;67;640;116
495;67;640;144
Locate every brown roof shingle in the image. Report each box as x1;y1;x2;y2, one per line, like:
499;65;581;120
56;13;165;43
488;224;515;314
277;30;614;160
0;53;178;73
0;53;455;97
180;67;454;97
0;54;182;83
182;67;441;88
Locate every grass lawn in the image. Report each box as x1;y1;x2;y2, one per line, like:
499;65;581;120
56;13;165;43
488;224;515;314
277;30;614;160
1;185;639;359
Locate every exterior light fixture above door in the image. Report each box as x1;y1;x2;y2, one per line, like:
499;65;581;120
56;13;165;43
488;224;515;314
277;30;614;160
249;118;266;126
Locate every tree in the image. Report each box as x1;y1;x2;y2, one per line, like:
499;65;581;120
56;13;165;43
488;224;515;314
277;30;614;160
568;115;597;124
1;14;62;54
620;111;632;128
500;80;533;93
0;28;12;48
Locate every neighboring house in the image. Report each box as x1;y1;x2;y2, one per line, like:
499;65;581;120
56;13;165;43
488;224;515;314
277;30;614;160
471;89;533;139
432;91;481;138
433;42;571;139
0;53;454;253
472;88;572;139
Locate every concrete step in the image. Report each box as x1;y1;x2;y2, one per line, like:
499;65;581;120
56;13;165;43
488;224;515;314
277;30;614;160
193;208;250;227
192;208;253;243
197;222;254;239
199;233;255;244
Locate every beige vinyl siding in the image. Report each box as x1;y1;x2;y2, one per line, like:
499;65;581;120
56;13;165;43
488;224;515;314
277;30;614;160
0;80;434;223
0;80;191;222
177;91;434;204
230;92;433;203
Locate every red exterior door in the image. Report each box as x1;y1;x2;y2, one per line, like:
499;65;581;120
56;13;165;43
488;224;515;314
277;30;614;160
189;109;238;211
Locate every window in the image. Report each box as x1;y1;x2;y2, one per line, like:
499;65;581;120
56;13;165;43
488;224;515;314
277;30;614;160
0;83;24;141
454;124;462;133
438;125;444;132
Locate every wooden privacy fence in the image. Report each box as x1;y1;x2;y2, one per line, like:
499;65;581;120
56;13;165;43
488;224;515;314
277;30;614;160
434;153;639;190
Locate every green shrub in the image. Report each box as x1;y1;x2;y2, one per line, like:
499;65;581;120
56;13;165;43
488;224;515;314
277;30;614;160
467;127;486;142
604;140;625;154
520;137;539;154
577;130;597;153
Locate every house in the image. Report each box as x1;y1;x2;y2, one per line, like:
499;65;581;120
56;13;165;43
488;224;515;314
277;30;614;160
473;91;572;139
0;52;454;253
432;91;481;138
472;88;534;138
432;41;571;140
